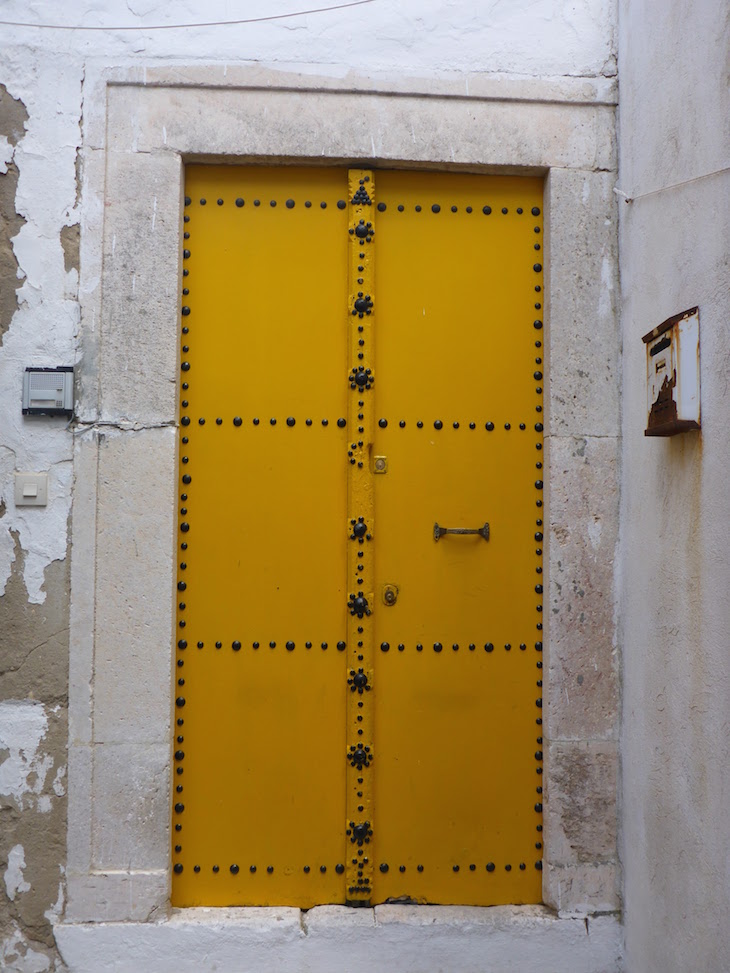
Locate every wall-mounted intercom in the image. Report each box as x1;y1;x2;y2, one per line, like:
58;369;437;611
22;366;74;417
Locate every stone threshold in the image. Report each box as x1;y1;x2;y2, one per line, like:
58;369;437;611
55;904;622;972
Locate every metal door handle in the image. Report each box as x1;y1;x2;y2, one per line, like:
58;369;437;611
433;522;490;542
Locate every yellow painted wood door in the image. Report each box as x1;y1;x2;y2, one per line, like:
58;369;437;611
173;166;545;908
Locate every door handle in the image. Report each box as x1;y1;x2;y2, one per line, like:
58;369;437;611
433;522;490;542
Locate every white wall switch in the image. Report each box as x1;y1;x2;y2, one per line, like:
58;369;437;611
14;473;49;507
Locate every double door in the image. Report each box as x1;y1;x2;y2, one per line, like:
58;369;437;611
172;166;545;907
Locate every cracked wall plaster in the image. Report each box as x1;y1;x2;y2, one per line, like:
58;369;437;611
0;547;69;969
4;846;31;901
0;84;28;346
0;60;81;604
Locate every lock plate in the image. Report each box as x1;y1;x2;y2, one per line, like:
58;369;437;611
382;584;398;606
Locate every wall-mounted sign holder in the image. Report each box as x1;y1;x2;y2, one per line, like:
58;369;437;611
643;307;700;437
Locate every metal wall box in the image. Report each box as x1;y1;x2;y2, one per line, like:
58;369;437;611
643;307;700;436
22;366;74;417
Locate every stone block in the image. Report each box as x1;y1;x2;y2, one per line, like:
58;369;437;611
67;744;92;874
107;83;614;173
93;427;176;744
64;869;169;923
100;149;181;424
69;434;98;746
545;435;619;741
91;743;170;870
544;740;617;865
55;905;623;972
545;168;619;437
543;862;620;916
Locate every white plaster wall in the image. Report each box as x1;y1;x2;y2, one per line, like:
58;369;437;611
618;1;730;970
1;0;617;79
0;0;618;595
0;2;621;969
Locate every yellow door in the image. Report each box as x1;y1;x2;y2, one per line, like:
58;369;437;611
172;166;544;908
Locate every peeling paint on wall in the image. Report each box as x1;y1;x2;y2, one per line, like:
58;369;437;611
0;64;80;603
4;845;31;901
0;84;28;346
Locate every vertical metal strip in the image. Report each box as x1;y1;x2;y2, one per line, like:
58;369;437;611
345;169;376;905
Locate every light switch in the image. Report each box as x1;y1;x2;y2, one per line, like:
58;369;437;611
14;473;48;507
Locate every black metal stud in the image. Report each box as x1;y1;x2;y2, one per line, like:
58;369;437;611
434;642;442;652
230;864;239;874
286;641;295;651
348;669;370;693
286;199;295;209
235;198;244;207
380;863;389;873
532;207;541;216
350;366;373;390
348;593;370;618
434;420;443;429
234;417;242;426
533;264;542;272
378;418;387;428
353;219;374;240
348;744;372;769
483;206;491;215
287;417;295;426
348;821;372;846
174;863;183;874
352;294;373;318
350;518;368;540
351;183;372;206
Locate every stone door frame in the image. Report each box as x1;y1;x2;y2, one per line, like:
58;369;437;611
57;66;621;970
